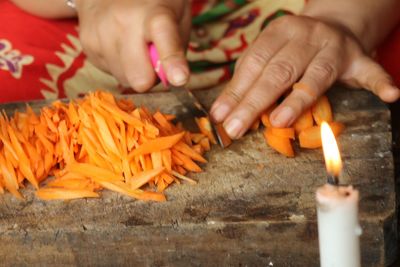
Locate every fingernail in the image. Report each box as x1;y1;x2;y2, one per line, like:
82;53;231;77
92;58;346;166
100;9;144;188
224;118;243;139
271;107;294;127
211;103;230;122
170;67;188;86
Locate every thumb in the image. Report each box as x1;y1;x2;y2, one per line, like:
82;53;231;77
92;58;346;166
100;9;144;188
342;56;400;103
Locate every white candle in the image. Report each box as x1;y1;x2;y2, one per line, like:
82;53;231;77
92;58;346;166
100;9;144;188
317;184;362;267
317;122;362;267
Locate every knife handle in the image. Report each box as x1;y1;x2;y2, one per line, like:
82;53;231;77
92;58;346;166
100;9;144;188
148;44;169;88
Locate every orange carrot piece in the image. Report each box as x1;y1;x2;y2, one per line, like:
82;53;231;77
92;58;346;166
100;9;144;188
269;127;295;140
36;188;99;200
264;128;294;157
191;133;205;144
161;150;172;172
261;104;277;128
293;109;314;134
130;167;165;190
67;162;123;182
151;151;163;169
164;114;176;121
128;132;185;159
173;141;207;163
153;111;173;133
172;149;202;172
299;121;344;149
192;144;204;155
195;117;217;144
7;125;38;189
312;95;333;125
199;137;211;151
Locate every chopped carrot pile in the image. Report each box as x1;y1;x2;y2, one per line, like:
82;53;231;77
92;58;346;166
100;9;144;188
0;91;216;201
257;94;344;157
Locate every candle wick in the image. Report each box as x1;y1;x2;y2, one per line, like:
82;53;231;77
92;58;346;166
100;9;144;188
327;174;339;185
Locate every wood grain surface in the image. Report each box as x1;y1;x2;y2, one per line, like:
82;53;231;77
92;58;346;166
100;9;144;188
0;85;396;267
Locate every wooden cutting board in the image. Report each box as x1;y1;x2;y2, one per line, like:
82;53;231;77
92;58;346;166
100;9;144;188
0;85;396;267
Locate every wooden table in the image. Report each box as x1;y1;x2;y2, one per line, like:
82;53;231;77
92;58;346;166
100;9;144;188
0;85;396;266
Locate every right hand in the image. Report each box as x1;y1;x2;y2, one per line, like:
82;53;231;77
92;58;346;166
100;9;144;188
75;0;191;92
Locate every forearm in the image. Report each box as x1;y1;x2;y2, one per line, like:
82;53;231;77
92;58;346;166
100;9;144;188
10;0;76;19
302;0;400;52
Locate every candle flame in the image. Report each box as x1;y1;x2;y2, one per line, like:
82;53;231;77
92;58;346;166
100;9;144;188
321;121;342;177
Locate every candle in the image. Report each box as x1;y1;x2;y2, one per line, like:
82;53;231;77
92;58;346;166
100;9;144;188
317;122;362;267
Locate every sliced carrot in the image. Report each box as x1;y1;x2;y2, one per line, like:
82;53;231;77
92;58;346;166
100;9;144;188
299;121;345;149
36;188;99;200
191;133;205;143
161;150;172;172
128;132;185;159
192;144;204;155
130;167;165;190
312;95;333;125
263;128;294;157
269;127;295;140
199;137;211;151
261;104;277;128
195;117;217;144
172;149;202;172
173;141;207;163
293;109;314;134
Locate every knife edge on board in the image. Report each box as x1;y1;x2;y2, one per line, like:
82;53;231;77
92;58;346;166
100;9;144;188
148;44;232;148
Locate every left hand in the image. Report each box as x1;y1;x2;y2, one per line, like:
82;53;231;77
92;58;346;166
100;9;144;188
210;15;400;139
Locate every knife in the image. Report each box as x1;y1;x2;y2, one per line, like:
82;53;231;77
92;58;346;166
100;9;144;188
148;44;231;148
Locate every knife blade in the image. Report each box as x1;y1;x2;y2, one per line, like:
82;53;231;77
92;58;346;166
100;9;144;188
148;44;231;148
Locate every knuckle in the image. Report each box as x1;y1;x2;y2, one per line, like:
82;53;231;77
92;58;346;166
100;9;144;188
148;10;176;35
225;88;243;104
267;61;297;85
243;95;265;114
310;59;337;83
247;48;271;69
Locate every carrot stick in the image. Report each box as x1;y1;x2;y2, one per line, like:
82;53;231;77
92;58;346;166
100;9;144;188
130;167;165;190
128;132;185;159
199;138;211;151
312;95;333;125
161;150;172;172
263;128;294;157
173;141;207;163
67;162;123;182
195;117;217;144
36;188;99;200
171;149;202;172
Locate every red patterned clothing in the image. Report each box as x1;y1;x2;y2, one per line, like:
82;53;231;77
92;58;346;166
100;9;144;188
0;0;399;103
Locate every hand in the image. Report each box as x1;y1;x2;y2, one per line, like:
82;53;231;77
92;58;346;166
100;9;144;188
75;0;191;92
210;15;400;139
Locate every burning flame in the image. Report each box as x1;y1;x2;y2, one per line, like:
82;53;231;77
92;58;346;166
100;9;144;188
321;121;342;177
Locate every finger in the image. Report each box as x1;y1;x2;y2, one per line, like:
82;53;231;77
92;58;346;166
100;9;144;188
210;32;288;123
97;29;131;86
222;42;318;139
146;6;189;87
119;34;156;92
270;46;342;128
343;56;400;103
